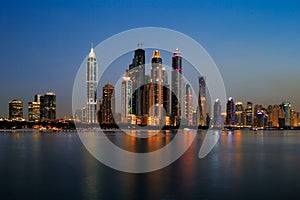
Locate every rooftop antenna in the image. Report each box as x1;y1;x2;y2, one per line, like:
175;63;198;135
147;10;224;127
137;41;143;49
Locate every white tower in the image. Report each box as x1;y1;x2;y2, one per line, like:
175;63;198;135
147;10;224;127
87;45;98;123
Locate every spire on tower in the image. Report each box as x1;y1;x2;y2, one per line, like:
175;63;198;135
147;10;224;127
88;43;96;58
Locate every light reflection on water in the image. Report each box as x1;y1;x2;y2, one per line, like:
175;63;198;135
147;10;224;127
1;130;300;199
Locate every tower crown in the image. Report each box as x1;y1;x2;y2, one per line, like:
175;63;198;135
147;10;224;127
152;50;161;58
173;48;182;57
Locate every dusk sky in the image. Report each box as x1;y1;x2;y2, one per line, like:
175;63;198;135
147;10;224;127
1;0;300;118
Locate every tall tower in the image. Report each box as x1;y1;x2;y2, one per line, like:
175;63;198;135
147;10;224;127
225;97;235;125
235;101;244;126
245;101;253;127
129;46;145;116
185;84;193;126
121;71;132;123
150;50;164;122
162;66;170;116
281;101;291;127
87;45;98;124
171;48;183;125
213;99;222;128
198;76;206;126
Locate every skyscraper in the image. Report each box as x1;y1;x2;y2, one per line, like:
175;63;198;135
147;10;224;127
121;71;132;123
225;97;235;125
198;76;206;126
281;101;291;127
9;100;23;121
185;84;193;126
162;66;170;117
150;50;164;122
256;110;265;128
129;46;145;116
245;101;253;127
272;105;280;127
87;45;98;124
235;101;244;126
99;83;115;124
171;48;183;125
28;101;40;122
213;99;222;128
41;92;56;122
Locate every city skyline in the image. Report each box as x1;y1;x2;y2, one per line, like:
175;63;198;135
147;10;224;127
1;1;300;118
3;45;300;125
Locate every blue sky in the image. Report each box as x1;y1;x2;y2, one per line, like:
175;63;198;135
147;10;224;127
1;0;300;118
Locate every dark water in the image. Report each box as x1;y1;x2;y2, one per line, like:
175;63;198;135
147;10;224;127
1;130;300;200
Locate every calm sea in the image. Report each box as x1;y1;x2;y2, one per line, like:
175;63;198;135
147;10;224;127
1;130;300;199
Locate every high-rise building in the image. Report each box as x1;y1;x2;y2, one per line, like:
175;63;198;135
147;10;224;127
213;99;222;128
28;101;40;122
256;110;265;128
162;66;170;116
272;105;279;127
281;102;291;127
99;83;115;124
198;76;206;126
235;101;244;126
150;50;164;122
86;45;98;123
129;46;145;116
41;92;56;122
171;48;183;125
253;104;262;127
245;101;253;127
225;97;235;125
291;109;298;127
9;100;23;121
121;72;132;123
185;84;193;126
278;106;285;127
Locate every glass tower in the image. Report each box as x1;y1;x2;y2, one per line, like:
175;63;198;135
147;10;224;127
171;48;183;125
